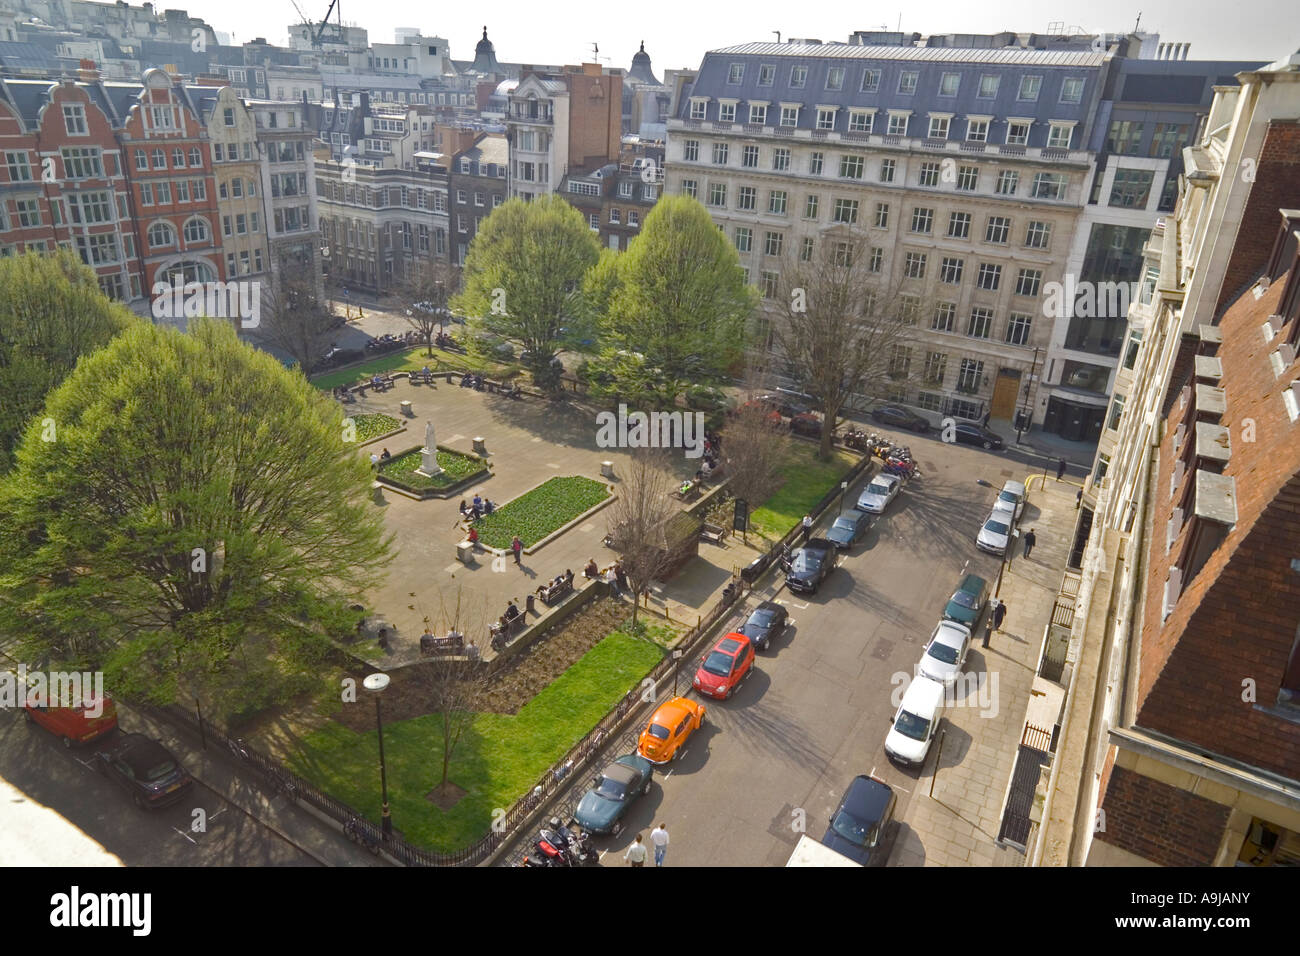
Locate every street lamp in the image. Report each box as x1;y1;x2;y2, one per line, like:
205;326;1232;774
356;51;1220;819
671;648;684;696
839;480;849;516
993;528;1021;600
362;672;393;838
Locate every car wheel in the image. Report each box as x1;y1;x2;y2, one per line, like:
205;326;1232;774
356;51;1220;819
611;820;623;837
642;778;652;795
982;440;993;449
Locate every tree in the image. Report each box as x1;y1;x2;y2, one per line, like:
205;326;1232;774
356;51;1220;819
605;450;678;627
772;227;920;459
397;258;459;358
721;402;791;520
586;194;756;408
453;196;600;390
0;250;136;474
250;272;339;377
422;587;488;794
0;318;393;720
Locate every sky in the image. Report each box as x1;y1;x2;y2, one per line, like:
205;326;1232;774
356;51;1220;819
184;0;1294;68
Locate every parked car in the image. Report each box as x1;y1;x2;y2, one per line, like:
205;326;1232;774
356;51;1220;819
734;400;784;427
757;393;813;419
825;510;871;550
786;538;838;594
994;479;1027;522
976;511;1013;555
856;473;903;515
789;412;826;438
573;754;654;836
694;634;756;700
23;691;118;748
737;601;789;651
820;774;898;866
870;405;932;433
885;676;946;767
917;620;973;687
93;733;194;809
950;422;1006;450
943;573;990;627
636;696;706;764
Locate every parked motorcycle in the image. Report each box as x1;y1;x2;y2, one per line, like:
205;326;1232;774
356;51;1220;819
344;815;383;855
537;818;597;866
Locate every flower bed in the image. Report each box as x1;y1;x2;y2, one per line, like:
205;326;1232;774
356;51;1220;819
350;413;403;444
475;476;610;550
378;447;485;492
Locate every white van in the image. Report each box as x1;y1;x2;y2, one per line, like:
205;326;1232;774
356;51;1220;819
885;676;946;767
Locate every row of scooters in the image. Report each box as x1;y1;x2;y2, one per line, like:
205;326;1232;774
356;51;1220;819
844;429;920;479
519;816;598;867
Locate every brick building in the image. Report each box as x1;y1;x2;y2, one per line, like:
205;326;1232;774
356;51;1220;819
446;127;506;265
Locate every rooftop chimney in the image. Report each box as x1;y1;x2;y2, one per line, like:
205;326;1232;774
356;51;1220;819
78;58;99;82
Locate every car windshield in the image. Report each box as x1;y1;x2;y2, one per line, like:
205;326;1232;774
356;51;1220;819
142;758;177;782
950;590;979;609
984;519;1009;536
646;723;670;740
867;481;890;496
927;641;960;664
894;710;930;741
748;609;776;627
830;809;878;847
998;491;1019;505
596;776;627;799
792;551;822;572
701;651;733;676
832;518;855;532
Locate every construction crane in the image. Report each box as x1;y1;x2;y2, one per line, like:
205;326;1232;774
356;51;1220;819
289;0;344;47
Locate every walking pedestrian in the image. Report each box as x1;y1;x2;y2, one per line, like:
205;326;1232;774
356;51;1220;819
1023;528;1037;558
1056;457;1067;481
982;618;993;649
992;599;1007;632
511;535;523;566
1076;487;1083;510
801;514;813;544
650;823;669;867
624;833;648;867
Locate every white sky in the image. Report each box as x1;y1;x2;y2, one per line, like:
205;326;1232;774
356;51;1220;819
185;0;1292;70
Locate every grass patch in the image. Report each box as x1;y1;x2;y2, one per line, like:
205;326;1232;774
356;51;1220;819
350;413;402;443
378;447;485;491
288;629;665;852
749;445;859;542
475;476;609;549
310;346;520;390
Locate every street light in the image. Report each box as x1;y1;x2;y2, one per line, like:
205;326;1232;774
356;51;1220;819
671;648;684;696
839;480;849;516
362;672;393;838
993;528;1021;600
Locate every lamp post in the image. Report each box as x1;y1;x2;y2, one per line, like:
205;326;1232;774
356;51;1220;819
362;672;393;838
993;528;1020;600
671;648;684;696
839;480;848;516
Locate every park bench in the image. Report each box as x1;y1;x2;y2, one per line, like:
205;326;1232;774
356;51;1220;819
538;578;574;607
420;632;464;655
701;522;728;545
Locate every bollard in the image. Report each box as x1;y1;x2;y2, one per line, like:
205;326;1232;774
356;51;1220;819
371;481;385;505
473;436;486;455
400;400;413;418
601;460;615;479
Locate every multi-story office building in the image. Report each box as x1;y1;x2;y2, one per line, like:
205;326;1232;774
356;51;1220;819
246;99;321;296
1030;48;1300;868
560;145;663;252
196;85;268;287
446;128;506;265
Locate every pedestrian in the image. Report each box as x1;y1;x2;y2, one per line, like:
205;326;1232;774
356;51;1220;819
982;617;992;648
1076;487;1083;510
467;526;480;550
1023;528;1037;558
650;823;669;867
624;833;648;867
511;535;523;566
981;409;991;427
1056;457;1067;481
993;599;1007;632
466;640;480;661
379;447;391;461
801;514;812;544
614;562;628;594
369;452;379;468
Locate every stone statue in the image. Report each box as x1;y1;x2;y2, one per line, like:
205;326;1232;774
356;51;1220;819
417;419;442;477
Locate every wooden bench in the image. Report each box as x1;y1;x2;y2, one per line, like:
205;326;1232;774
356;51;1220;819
538;579;574;607
420;632;464;655
701;522;728;545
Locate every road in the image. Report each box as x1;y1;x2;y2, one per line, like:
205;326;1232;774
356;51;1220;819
501;433;1027;867
0;706;319;866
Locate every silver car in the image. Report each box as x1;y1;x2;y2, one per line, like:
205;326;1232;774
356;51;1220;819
856;474;902;515
976;511;1012;555
917;621;972;687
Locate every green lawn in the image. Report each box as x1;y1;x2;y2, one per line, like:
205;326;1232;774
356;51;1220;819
378;447;485;491
287;629;666;852
309;347;519;390
475;476;610;549
749;445;859;541
350;413;402;443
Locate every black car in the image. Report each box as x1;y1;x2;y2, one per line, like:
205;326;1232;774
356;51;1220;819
950;422;1006;450
825;510;871;550
785;538;837;594
737;601;789;651
572;754;654;836
821;774;897;866
789;412;825;438
871;405;932;433
94;733;194;809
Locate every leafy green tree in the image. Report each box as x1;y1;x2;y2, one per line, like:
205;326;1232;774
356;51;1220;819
0;318;393;720
453;196;600;390
586;195;756;408
0;250;136;474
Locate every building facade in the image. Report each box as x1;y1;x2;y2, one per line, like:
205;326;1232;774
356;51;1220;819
447;128;506;265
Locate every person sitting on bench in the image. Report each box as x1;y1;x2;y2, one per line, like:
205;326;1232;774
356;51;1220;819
483;499;495;516
379;447;391;461
504;601;520;622
467;526;480;549
584;558;599;579
564;568;574;587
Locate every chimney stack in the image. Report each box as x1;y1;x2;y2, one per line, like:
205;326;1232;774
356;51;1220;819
78;58;99;82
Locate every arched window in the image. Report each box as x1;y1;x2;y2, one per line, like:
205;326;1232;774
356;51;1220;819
147;221;176;249
182;217;209;244
158;259;216;286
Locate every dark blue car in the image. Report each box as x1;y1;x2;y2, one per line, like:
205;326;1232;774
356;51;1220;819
825;510;871;550
573;754;654;836
820;775;897;866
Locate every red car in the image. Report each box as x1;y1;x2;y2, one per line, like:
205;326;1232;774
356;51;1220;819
24;691;118;748
693;633;755;699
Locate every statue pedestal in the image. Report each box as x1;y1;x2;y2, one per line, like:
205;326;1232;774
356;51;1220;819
414;446;443;478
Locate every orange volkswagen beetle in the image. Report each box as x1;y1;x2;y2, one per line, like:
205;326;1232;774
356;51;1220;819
637;696;706;764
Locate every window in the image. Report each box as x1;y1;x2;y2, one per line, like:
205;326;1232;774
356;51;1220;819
173;147;186;168
708;182;727;207
780;106;799;127
887;113;908;136
1006;122;1031;146
681;179;698;199
826;67;845;91
588;213;599;230
1031;173;1067;201
609;208;621;225
734;227;752;252
773;148;791;171
976;263;1001;290
898;295;920;325
800;237;815;262
879;158;896;183
760;270;779;298
860;69;880;93
68;191;112;224
1060;77;1084;104
1106;121;1144;156
62;103;88;135
816;108;836;130
148;221;175;248
742;145;759;168
874;202;890;229
1123;329;1143;370
719;102;736;123
1015;269;1042;297
889;344;912;378
953;166;978;191
768;190;787;215
140;183;153;205
804;194;819;219
928;116;950;139
948;212;971;239
904;251;927;279
193;180;206;201
683;139;699;161
1109;168;1154;208
966;119;989;142
737;186;756;210
923;351;948;385
76;233;119;266
155;182;171;204
790;66;807;88
848;110;872;132
764;231;783;256
839;154;864;179
60;147;103;179
628;210;639;227
758;64;776;86
1047;123;1073;149
809;151;824;175
978;74;1000;98
996;170;1019;195
958;358;984;391
966;308;993;339
931;303;956;333
1149;123;1189;159
1107;394;1126;431
727;63;744;84
910;207;933;234
619;181;634;198
712;142;729;165
938;72;960;97
898;71;918;94
868;247;883;273
832;198;858;224
689;100;706;120
14;199;41;227
1017;76;1041;101
985;216;1010;244
918;162;940;187
183;218;209;243
133;149;148;171
230;178;243;199
940;257;964;284
1006;313;1033;346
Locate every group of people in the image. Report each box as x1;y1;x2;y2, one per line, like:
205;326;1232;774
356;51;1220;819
369;447;392;468
459;495;496;521
584;557;628;595
536;569;575;598
331;385;356;403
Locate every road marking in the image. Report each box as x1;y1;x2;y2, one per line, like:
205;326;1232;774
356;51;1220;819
443;563;462;575
171;827;197;845
791;602;809;610
447;434;466;443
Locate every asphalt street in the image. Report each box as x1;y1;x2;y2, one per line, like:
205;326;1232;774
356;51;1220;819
500;433;1035;867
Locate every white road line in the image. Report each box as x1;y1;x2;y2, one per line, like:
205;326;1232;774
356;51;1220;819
171;827;197;845
791;602;809;610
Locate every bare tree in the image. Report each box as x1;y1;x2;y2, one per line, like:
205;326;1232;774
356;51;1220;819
397;258;460;358
251;272;339;377
721;400;791;518
771;226;922;459
422;587;489;794
605;450;678;627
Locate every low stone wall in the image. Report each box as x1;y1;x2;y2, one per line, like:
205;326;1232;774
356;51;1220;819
487;579;610;674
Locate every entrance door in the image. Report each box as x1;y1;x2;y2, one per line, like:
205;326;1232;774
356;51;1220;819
990;368;1021;421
